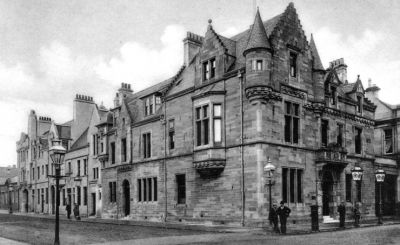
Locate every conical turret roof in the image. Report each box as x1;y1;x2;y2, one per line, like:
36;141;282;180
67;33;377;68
310;34;324;71
243;8;271;56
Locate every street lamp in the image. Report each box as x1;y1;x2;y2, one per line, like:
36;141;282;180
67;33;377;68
351;163;363;227
49;139;66;245
375;167;386;225
264;157;276;212
6;168;12;214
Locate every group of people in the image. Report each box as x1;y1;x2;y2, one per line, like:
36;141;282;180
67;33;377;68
65;202;81;220
268;201;291;234
269;201;362;234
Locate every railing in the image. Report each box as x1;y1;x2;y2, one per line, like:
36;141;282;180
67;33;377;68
316;144;348;166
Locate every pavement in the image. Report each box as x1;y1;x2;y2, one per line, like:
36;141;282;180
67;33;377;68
1;209;400;245
0;237;28;245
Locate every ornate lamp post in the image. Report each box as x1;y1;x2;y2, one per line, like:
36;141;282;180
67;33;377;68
351;164;363;227
48;140;66;245
6;168;12;214
264;157;276;212
375;167;386;225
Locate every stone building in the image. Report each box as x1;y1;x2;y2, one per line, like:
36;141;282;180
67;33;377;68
0;166;19;211
16;95;106;218
98;3;379;226
366;83;400;216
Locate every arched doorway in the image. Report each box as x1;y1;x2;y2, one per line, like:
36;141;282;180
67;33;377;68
51;186;55;214
322;171;334;216
23;189;28;213
122;180;130;216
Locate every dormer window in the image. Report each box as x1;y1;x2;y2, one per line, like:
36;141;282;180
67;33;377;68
203;58;216;81
356;96;362;113
289;52;297;77
144;94;161;116
331;86;337;105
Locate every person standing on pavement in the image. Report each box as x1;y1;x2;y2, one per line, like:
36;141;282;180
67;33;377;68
66;202;71;219
276;201;291;234
268;203;279;233
353;202;361;227
337;202;346;228
73;203;80;221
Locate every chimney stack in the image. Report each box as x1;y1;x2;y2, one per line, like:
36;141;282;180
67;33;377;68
329;58;347;84
183;32;203;66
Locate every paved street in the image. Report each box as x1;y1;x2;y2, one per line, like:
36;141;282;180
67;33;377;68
0;213;399;245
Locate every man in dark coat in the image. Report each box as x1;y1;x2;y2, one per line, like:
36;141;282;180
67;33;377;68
66;202;71;219
276;201;291;234
268;203;279;233
337;202;346;228
73;203;80;220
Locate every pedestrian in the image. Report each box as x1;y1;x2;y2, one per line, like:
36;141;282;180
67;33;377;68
268;203;279;233
337;202;346;228
276;201;291;234
353;203;361;227
73;203;80;221
66;202;71;219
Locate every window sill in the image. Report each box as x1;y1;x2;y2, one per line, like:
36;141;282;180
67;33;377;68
137;201;158;205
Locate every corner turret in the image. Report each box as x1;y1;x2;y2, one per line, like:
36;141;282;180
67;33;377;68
243;8;273;103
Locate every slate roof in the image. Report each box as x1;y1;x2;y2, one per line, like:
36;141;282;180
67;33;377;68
243;9;271;55
69;127;88;151
56;125;71;139
309;34;324;70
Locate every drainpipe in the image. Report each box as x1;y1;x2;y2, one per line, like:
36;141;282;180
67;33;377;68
163;97;168;222
239;70;245;226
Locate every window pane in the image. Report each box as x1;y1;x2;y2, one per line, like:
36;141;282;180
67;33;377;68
290;169;295;203
213;105;221;117
196;108;201;120
284;116;291;143
293;104;299;116
148;178;152;202
196;121;202;146
293;118;299;144
204;119;209;145
252;60;256;70
138;179;142;202
384;129;393;154
321;120;328;147
153;177;157;201
256;60;262;70
143;179;147;202
297;170;303;203
282;168;288;203
203;105;208;118
177;174;186;204
214;119;221;143
285;102;291;114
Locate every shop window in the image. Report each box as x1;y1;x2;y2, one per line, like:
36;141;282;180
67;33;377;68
284;101;300;144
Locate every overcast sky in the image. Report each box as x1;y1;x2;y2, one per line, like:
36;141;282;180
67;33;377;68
1;0;399;167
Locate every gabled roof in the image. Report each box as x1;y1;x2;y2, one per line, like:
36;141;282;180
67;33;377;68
309;34;324;70
69;127;88;151
243;8;271;55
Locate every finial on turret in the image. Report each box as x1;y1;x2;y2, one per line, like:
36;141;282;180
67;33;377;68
208;19;212;25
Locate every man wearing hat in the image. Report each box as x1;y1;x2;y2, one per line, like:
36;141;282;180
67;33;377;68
276;201;291;234
268;203;279;233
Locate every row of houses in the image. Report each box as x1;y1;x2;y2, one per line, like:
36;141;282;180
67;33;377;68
13;3;399;226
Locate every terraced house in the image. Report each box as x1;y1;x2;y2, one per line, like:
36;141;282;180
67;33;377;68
16;3;399;226
97;3;384;225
